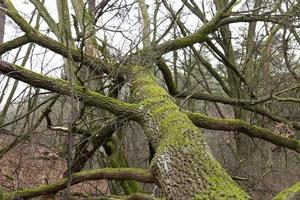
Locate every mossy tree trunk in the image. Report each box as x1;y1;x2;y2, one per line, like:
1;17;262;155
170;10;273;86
130;67;249;199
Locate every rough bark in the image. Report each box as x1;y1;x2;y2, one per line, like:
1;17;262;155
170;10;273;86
130;67;249;199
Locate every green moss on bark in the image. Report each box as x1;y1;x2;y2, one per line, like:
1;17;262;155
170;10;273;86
272;181;300;200
105;139;142;195
130;67;249;199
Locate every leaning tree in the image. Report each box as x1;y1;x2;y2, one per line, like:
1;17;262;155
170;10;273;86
0;0;300;199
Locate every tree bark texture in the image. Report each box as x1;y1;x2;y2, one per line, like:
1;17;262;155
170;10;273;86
130;67;249;199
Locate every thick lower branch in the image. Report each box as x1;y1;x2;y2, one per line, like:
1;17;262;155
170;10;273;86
3;168;155;199
187;112;300;153
180;91;300;130
0;60;141;120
